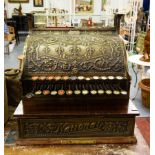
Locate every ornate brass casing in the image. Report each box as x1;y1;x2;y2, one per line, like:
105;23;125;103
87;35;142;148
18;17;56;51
22;31;128;78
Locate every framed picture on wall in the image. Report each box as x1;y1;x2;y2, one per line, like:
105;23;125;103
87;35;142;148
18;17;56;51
33;0;44;7
8;0;29;2
75;0;93;14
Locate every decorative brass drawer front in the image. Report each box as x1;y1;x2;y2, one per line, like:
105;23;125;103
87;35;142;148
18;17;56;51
19;117;135;138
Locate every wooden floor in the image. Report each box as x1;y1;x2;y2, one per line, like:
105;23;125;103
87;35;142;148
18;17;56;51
4;117;150;155
136;117;150;147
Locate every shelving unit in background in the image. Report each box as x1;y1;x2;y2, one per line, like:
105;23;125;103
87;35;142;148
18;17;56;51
129;0;139;53
120;0;139;53
45;13;102;27
33;11;115;28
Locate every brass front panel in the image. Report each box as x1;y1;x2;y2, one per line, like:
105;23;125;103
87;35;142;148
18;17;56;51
19;117;135;138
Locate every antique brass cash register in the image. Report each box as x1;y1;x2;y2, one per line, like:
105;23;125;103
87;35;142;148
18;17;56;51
14;28;139;145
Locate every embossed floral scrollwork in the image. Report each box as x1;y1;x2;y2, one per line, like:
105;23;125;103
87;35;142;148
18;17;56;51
55;46;65;58
85;47;95;59
69;45;81;58
24;31;126;76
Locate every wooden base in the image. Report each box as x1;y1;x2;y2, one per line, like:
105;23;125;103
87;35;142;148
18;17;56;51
14;100;139;145
16;136;137;145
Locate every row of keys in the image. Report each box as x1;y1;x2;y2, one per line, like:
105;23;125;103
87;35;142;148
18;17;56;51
31;82;127;92
26;89;127;98
31;75;125;81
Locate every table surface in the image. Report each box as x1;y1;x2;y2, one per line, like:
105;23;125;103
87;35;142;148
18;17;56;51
128;54;150;67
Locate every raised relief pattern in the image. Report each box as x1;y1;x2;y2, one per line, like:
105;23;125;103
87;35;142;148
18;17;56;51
23;31;126;76
20;117;134;138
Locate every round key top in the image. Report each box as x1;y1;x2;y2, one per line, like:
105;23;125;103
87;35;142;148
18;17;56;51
93;76;99;80
85;77;91;81
26;93;34;98
70;76;77;80
58;90;65;95
105;90;112;94
46;76;54;80
78;76;84;80
90;90;97;95
82;90;89;95
116;76;123;80
62;76;69;80
74;90;81;95
66;90;73;95
39;76;46;81
35;90;42;95
32;76;38;81
101;76;107;80
43;90;50;95
108;76;114;80
121;90;127;95
98;90;104;95
51;91;57;95
54;76;61;81
113;90;120;95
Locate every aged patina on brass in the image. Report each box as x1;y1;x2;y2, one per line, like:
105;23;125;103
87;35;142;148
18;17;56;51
18;117;135;138
22;30;127;77
14;29;139;144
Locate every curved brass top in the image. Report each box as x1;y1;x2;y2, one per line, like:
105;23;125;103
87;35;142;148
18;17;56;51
23;30;127;77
